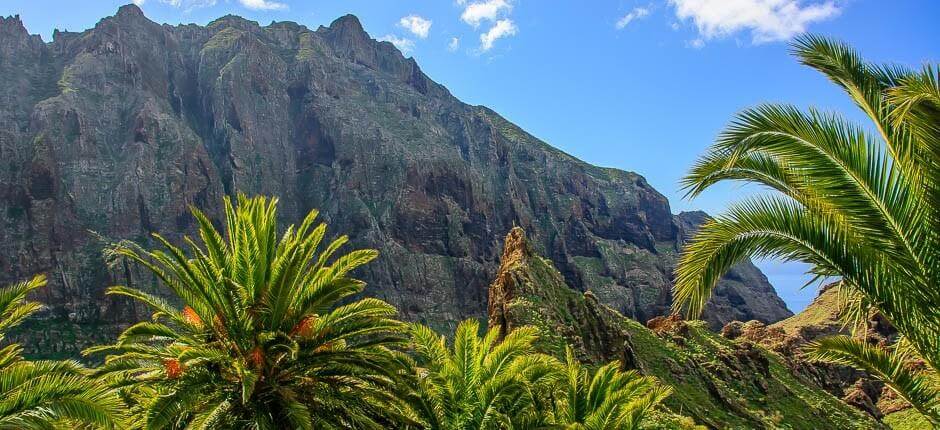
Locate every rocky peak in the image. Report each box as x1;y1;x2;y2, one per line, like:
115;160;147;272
498;227;533;268
208;14;261;33
317;13;438;96
487;227;639;365
91;2;164;43
116;3;145;19
488;227;532;341
321;14;375;59
327;14;366;37
1;6;791;359
104;3;156;29
0;14;28;38
0;13;43;49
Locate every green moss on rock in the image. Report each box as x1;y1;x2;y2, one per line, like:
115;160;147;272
884;408;932;430
488;227;883;429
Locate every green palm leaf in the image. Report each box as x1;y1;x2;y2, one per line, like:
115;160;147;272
87;194;411;428
406;320;561;430
0;277;125;429
674;35;940;424
805;336;939;421
551;347;670;430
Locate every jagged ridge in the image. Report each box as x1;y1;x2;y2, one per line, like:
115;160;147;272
488;227;881;429
1;5;788;357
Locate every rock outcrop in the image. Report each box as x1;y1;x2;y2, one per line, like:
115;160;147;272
734;283;908;420
488;227;881;429
1;5;789;356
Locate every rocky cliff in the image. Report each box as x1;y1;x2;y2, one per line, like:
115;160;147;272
488;227;880;429
0;5;789;357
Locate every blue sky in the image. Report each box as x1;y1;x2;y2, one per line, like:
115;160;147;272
3;0;938;312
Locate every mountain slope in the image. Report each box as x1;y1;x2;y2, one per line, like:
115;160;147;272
488;227;881;429
0;5;788;357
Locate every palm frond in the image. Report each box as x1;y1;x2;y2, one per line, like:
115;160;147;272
805;336;940;424
676;34;940;419
87;194;410;428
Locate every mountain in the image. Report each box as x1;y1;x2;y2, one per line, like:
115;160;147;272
488;227;880;429
0;5;789;357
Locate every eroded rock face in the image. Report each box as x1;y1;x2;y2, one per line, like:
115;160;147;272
486;228;880;429
487;227;640;365
736;284;906;419
1;6;789;356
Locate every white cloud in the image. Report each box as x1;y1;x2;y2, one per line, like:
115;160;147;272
379;34;415;54
461;0;512;27
448;37;461;52
480;19;516;51
669;0;839;43
239;0;287;11
133;0;146;5
399;15;432;39
152;0;217;9
616;7;651;29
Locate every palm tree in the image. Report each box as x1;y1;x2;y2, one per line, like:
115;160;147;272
406;319;559;430
672;35;940;424
550;347;670;430
0;275;125;429
86;195;413;429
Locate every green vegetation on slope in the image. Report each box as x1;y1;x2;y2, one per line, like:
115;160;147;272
771;283;844;337
885;408;933;430
488;227;881;429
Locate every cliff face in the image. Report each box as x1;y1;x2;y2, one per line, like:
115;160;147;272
1;5;789;356
487;227;880;429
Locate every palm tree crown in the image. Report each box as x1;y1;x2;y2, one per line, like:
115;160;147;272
673;35;940;424
406;319;559;430
0;275;124;429
87;195;410;429
551;347;670;430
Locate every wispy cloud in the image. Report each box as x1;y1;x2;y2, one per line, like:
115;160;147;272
461;0;512;27
669;0;840;44
151;0;290;11
480;19;517;51
457;0;517;52
379;34;415;54
399;15;432;38
448;37;461;52
147;0;217;10
616;6;651;29
239;0;287;10
133;0;146;5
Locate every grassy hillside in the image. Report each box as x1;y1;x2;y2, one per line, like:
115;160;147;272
488;227;882;429
771;283;845;338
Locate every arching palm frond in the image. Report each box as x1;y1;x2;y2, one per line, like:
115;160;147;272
0;276;125;429
804;336;939;421
86;195;413;429
552;347;670;430
406;320;560;430
673;35;940;424
0;359;126;430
